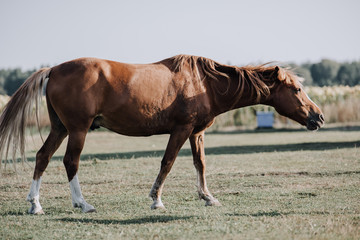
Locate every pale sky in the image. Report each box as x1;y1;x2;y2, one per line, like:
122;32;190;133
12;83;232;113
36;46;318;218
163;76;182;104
0;0;359;69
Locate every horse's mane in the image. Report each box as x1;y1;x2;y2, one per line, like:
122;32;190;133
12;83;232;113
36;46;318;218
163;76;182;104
168;54;301;103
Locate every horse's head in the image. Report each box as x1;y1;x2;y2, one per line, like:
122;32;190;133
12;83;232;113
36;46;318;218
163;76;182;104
267;66;324;130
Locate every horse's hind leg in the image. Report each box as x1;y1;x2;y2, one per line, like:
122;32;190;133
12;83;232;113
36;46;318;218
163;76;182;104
63;130;96;213
27;127;67;214
189;132;221;206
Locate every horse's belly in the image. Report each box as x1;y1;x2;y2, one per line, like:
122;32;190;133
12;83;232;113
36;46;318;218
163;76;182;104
99;110;173;136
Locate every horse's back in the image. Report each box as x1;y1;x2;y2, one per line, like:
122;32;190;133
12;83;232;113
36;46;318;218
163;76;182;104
46;58;182;134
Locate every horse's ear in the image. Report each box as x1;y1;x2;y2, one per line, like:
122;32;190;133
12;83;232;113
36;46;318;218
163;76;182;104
275;66;286;81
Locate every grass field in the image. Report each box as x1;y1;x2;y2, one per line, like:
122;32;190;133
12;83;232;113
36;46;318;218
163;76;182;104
1;126;359;239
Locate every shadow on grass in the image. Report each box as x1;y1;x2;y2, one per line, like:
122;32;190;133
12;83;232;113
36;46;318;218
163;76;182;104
21;130;359;161
209;125;360;135
32;140;359;161
224;170;360;178
226;210;332;218
55;215;194;225
0;211;26;216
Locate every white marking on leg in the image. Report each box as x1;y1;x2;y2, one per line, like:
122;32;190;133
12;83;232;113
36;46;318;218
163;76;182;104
149;182;165;209
26;177;44;214
69;174;96;213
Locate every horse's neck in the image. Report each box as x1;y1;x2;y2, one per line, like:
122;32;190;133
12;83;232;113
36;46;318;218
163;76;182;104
208;74;261;116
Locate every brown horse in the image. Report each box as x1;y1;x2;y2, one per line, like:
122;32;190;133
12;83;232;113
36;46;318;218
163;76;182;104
0;55;324;214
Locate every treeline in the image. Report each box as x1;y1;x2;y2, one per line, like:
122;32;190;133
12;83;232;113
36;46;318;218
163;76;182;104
0;68;36;95
291;59;360;86
0;59;360;96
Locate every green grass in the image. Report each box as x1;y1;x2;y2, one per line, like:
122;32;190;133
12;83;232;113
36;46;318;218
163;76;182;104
1;126;360;239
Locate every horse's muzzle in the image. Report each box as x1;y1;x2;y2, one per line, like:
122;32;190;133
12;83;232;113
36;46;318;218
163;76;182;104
306;113;325;131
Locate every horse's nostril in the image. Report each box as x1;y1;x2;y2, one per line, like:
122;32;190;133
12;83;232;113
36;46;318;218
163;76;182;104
319;114;325;122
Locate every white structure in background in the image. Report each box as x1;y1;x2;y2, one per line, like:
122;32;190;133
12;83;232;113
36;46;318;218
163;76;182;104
256;111;274;128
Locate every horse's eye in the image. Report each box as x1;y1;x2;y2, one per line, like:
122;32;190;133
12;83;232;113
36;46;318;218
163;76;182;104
294;88;301;94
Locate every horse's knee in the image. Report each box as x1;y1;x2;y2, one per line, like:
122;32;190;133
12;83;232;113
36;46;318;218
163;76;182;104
36;150;50;163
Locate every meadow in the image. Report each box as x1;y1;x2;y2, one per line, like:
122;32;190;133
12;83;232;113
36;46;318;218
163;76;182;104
0;126;359;239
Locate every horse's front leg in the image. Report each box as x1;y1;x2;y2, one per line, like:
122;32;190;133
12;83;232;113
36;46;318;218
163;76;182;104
149;126;193;209
189;131;221;206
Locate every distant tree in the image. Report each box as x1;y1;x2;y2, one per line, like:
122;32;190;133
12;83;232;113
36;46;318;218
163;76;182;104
3;68;34;96
289;63;313;86
0;69;11;92
336;62;360;86
310;59;340;86
0;76;6;94
0;69;11;78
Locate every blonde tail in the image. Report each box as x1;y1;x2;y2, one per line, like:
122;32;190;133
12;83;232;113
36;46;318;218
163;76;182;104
0;68;51;172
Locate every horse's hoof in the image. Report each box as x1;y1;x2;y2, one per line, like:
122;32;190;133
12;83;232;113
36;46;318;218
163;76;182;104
34;209;45;215
205;199;222;207
73;201;96;213
80;203;96;213
84;208;97;213
150;201;166;210
28;207;44;215
151;205;166;210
